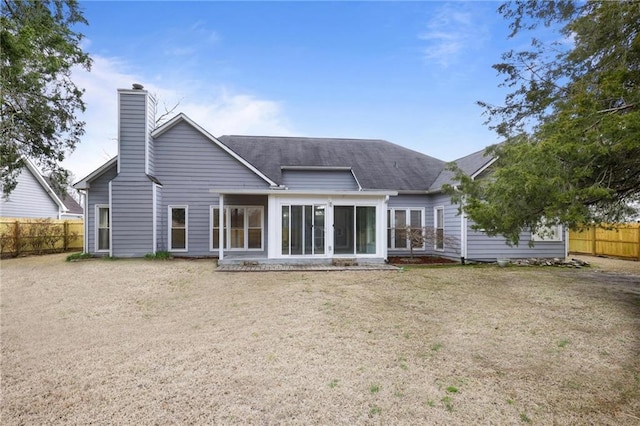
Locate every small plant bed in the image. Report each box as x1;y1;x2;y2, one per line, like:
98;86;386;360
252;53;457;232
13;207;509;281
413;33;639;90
388;256;457;265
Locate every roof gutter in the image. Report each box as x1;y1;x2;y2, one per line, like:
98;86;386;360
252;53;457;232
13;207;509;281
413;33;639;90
210;188;397;196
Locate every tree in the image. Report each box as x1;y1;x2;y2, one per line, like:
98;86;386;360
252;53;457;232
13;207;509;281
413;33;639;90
396;226;459;259
447;0;640;245
1;0;91;197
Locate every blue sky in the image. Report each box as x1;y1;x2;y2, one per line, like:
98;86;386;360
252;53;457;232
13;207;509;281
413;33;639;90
67;1;521;180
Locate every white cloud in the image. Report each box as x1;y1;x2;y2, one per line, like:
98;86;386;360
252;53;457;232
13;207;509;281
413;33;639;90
419;4;488;68
179;89;294;137
189;20;220;43
65;54;294;181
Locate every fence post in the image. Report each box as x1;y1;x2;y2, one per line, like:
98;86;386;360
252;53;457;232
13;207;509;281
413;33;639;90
63;221;69;251
13;221;20;256
591;226;597;255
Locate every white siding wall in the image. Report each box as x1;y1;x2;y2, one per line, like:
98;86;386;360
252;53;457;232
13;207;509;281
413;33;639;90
0;167;60;218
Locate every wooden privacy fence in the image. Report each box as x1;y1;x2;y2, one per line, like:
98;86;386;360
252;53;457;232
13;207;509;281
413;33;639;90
0;217;83;258
569;224;640;260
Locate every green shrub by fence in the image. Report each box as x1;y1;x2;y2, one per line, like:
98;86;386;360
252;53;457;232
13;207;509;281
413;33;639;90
0;218;83;257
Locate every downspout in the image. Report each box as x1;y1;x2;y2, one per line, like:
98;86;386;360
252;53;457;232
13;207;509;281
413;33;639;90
383;195;389;262
152;184;157;254
218;194;224;261
460;195;467;264
82;189;88;253
108;181;113;258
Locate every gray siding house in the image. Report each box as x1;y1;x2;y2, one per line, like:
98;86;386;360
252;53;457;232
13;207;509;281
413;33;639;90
1;158;83;220
74;85;566;263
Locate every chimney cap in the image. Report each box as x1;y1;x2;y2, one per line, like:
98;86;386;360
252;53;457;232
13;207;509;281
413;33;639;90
132;83;144;90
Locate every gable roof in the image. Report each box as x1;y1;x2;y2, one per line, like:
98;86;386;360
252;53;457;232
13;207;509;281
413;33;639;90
218;135;446;191
152;114;278;187
44;176;83;214
428;148;496;192
22;159;68;213
60;193;83;215
73;157;118;190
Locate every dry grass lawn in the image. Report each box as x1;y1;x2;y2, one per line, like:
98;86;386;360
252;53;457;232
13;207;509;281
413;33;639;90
1;254;639;425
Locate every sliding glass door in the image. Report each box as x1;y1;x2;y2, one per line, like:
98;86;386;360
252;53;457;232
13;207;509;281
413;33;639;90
280;202;378;257
334;206;376;255
333;206;354;254
282;205;326;256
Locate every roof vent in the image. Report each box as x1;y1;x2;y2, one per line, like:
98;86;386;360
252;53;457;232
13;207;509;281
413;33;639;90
132;83;144;90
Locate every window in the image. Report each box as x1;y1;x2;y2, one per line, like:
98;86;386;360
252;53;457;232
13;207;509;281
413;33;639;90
96;205;110;251
212;208;226;250
211;206;263;251
169;206;187;251
531;221;562;242
281;204;325;256
229;207;244;249
333;205;376;255
355;206;376;254
387;208;424;250
434;206;444;251
247;207;262;249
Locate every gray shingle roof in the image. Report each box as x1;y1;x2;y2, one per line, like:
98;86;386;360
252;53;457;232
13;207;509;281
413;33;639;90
61;193;83;214
429;148;495;191
218;135;446;191
44;176;84;214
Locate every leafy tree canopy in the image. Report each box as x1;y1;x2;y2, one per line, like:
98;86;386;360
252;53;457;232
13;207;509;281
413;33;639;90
1;0;91;197
447;0;640;245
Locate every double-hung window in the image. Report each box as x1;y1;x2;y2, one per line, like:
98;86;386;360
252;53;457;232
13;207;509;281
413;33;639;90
387;208;424;250
212;207;227;250
434;206;444;251
531;219;562;242
96;205;110;251
211;206;263;251
169;206;188;251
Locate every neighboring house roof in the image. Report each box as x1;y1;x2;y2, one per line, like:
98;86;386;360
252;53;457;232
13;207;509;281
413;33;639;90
24;159;68;213
0;158;80;218
218;135;446;191
44;176;84;215
429;148;496;192
60;191;83;215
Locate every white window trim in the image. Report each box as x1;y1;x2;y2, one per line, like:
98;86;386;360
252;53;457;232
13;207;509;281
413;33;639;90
95;204;110;253
210;205;264;251
434;206;445;251
387;208;425;250
168;205;188;252
531;223;563;242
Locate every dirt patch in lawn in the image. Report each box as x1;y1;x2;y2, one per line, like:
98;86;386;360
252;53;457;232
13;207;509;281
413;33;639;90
388;256;457;265
1;254;639;424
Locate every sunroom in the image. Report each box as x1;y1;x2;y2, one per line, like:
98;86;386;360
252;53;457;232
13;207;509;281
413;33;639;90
212;190;396;265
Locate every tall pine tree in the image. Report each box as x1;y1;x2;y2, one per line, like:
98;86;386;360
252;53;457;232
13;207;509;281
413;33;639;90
447;0;640;244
